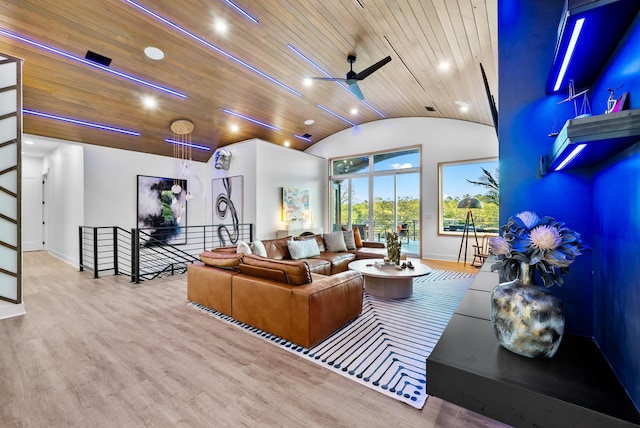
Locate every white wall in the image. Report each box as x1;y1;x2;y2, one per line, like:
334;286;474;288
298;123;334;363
210;139;326;240
306;117;498;261
21;156;44;251
83;144;208;228
42;143;85;265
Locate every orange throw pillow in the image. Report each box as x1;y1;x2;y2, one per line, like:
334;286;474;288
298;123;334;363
353;226;363;248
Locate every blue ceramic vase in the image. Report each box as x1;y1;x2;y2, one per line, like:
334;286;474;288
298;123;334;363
490;261;565;358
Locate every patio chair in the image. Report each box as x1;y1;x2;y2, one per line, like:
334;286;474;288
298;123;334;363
471;235;491;267
397;223;410;243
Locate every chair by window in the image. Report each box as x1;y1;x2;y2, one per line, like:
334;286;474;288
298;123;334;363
471;235;491;267
397;223;409;243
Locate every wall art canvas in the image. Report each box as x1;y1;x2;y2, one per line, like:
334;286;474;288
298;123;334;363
212;175;243;246
283;187;310;221
137;175;187;245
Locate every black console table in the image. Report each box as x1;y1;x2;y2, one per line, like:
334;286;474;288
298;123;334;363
426;261;640;427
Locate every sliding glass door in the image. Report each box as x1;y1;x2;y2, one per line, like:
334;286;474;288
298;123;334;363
331;148;420;256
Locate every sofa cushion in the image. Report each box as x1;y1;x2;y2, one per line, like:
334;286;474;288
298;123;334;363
199;251;243;268
323;231;348;252
261;237;293;260
288;238;321;260
241;254;312;285
250;239;268;257
353;226;363;248
238;264;288;283
343;230;356;250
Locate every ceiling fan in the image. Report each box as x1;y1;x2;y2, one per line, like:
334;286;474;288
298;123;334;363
310;54;391;100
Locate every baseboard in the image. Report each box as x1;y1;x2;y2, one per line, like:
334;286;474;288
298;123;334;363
47;249;79;268
0;301;26;320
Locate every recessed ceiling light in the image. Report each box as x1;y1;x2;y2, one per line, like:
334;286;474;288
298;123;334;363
304;119;314;125
455;100;470;112
303;78;313;87
144;46;164;60
214;18;228;34
230;124;239;132
439;61;450;71
24;140;34;145
284;140;290;147
350;108;358;115
142;96;157;109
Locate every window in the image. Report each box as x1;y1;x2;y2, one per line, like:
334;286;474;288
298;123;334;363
438;158;499;235
331;148;421;255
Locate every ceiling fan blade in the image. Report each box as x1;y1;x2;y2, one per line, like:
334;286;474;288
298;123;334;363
310;77;347;82
354;56;391;80
348;82;365;100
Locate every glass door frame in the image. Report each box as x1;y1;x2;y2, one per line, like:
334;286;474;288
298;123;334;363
329;146;421;255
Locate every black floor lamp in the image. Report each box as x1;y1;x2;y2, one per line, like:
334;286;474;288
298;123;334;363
456;197;483;266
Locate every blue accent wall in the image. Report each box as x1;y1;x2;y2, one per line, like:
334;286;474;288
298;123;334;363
498;0;594;338
591;14;640;411
499;0;640;410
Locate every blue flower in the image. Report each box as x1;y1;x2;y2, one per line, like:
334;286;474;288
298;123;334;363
490;211;587;287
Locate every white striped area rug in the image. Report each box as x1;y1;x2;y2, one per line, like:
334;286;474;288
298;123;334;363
189;269;475;409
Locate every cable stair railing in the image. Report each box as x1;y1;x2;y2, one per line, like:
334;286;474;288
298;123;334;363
79;223;253;283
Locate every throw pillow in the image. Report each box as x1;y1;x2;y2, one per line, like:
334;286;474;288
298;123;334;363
250;239;267;257
353;226;363;248
323;231;348;252
237;241;252;255
343;230;356;250
287;239;321;260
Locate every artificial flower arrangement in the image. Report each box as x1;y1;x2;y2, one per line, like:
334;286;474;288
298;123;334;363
489;211;587;287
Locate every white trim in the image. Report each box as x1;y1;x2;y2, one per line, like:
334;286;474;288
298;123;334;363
0;300;26;320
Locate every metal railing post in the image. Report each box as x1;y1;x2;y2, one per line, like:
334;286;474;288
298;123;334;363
131;228;139;283
113;227;119;275
93;227;98;279
78;226;84;272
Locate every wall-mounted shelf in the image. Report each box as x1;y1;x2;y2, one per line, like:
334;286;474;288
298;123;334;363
546;0;640;94
544;109;640;173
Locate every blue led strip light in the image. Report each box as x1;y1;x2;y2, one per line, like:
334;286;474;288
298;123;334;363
294;134;312;143
317;104;357;127
224;0;259;24
165;138;211;151
287;44;386;118
554;144;586;171
221;108;280;130
126;1;301;97
24;109;141;136
0;29;186;98
553;18;586;92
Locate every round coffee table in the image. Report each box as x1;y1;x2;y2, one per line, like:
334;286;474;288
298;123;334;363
348;259;432;299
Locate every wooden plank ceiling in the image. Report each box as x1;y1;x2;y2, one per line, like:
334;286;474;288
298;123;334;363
0;0;497;162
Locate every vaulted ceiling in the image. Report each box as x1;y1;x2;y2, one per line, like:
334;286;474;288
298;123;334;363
1;0;497;162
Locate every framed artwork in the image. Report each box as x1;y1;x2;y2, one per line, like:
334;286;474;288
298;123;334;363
137;175;187;245
212;175;243;246
283;187;310;221
438;158;499;235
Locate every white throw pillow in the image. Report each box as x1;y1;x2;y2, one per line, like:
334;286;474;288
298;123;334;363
323;231;348;252
250;239;267;257
287;239;320;260
237;240;252;255
343;230;356;250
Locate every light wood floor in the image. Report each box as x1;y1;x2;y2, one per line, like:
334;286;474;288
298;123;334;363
0;252;508;428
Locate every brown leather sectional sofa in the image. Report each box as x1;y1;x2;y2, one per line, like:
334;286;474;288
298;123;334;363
187;234;388;348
